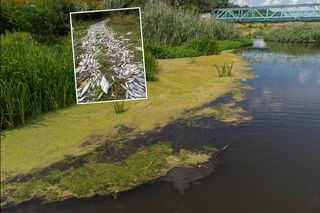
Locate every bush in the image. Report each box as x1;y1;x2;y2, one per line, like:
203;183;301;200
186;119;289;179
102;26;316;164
265;24;320;43
0;33;75;129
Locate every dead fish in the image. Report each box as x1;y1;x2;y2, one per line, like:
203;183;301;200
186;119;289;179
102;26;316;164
80;82;91;97
100;75;110;95
120;84;128;90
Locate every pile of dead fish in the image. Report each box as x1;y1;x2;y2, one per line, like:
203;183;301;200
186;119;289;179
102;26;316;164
75;18;146;103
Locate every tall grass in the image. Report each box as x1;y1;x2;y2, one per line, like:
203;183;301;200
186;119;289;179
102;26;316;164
144;51;160;81
0;33;75;129
142;1;242;46
265;24;320;43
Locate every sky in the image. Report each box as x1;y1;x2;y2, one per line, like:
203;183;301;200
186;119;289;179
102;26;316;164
230;0;320;6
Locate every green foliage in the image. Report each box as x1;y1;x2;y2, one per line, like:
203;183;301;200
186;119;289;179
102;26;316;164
1;1;77;44
142;1;242;46
145;43;199;59
265;24;320;43
217;39;252;51
0;3;15;34
215;62;235;77
144;51;160;81
111;102;125;114
0;33;75;129
185;37;218;55
145;39;251;60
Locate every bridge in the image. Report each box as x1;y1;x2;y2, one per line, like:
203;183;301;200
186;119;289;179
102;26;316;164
212;3;320;23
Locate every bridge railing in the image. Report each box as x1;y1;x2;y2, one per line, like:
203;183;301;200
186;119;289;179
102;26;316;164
212;3;320;23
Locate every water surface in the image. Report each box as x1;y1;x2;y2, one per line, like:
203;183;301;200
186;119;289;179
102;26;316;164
4;42;320;213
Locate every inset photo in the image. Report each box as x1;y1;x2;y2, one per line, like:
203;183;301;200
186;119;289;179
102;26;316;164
70;8;147;104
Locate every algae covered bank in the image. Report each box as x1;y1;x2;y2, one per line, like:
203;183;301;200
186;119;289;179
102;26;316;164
1;50;253;209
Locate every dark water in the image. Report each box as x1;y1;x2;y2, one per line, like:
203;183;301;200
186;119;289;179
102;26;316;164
5;42;320;213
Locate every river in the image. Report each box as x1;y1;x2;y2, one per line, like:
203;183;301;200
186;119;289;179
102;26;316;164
4;40;320;213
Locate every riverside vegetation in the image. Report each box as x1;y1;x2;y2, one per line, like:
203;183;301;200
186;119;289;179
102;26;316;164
0;0;252;129
236;22;320;43
0;33;74;129
265;23;320;43
1;0;256;208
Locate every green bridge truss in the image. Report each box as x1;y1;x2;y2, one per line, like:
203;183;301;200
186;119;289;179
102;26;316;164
212;3;320;22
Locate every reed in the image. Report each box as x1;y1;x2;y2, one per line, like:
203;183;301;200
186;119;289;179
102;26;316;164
142;1;242;46
265;24;320;43
215;62;235;77
0;33;75;129
111;101;125;114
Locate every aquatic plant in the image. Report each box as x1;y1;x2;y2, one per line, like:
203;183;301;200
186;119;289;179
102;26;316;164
215;62;235;77
111;101;125;114
0;142;211;207
0;32;75;129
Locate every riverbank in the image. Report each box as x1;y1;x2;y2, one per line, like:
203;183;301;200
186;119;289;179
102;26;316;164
1;51;254;207
235;22;320;43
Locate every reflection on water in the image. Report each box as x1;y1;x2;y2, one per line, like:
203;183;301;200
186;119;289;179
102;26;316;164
4;42;320;213
252;38;267;49
267;41;320;56
299;70;309;85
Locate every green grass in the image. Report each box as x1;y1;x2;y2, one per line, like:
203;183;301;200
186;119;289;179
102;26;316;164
265;23;320;43
145;43;199;59
0;32;75;129
215;62;235;77
146;39;252;60
217;39;252;51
